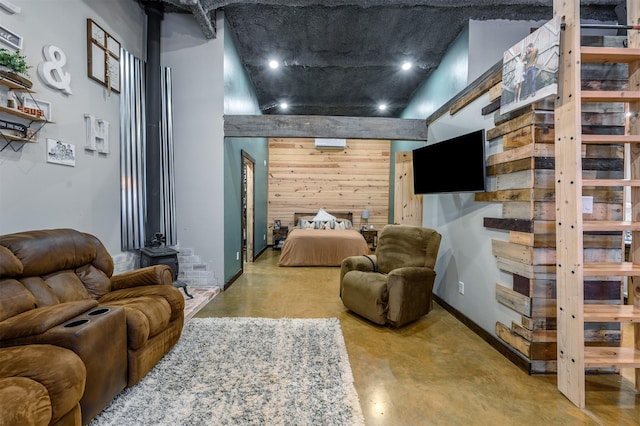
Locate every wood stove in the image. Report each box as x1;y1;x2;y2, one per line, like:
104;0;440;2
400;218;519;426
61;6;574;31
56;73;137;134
140;246;193;299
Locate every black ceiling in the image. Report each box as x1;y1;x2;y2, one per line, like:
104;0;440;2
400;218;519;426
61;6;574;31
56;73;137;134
149;0;622;117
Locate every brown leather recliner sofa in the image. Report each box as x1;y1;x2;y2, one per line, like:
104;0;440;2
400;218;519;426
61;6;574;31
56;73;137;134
0;344;86;425
0;228;185;425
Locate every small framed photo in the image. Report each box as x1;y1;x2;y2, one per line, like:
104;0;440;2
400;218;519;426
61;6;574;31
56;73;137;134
21;96;52;121
274;219;281;230
87;18;121;94
0;25;23;50
47;138;75;166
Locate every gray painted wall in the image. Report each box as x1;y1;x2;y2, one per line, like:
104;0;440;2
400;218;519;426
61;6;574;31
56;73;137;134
401;19;551;337
0;0;145;254
390;25;471;221
161;12;225;287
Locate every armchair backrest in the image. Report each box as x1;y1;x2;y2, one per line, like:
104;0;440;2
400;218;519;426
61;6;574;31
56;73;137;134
375;224;441;274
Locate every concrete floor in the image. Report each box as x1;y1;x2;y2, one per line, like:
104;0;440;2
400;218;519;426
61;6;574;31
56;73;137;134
196;249;640;425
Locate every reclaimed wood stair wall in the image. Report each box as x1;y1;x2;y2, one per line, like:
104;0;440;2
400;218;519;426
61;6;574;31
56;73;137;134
554;0;640;408
476;36;626;375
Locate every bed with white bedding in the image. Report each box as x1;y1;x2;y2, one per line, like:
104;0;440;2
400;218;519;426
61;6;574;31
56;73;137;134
277;211;370;267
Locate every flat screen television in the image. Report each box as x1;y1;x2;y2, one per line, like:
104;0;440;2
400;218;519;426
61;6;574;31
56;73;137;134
412;129;486;194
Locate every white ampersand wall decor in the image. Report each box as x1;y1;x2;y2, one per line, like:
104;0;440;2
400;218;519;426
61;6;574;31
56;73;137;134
37;45;72;95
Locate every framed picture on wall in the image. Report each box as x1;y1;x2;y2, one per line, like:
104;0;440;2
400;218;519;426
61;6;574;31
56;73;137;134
274;219;281;230
46;138;75;167
500;16;560;115
87;18;120;93
0;25;22;50
21;97;52;121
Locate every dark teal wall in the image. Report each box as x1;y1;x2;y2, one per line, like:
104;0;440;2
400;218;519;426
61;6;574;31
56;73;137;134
223;18;268;285
389;25;471;222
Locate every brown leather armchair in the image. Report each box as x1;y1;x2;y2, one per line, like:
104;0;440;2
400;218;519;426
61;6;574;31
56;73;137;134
340;224;441;327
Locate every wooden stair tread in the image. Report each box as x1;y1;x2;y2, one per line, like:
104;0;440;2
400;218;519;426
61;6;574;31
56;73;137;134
581;91;640;103
583;261;640;276
581;134;640;144
582;179;640;187
583;220;640;231
584;304;640;322
584;346;640;368
581;46;640;63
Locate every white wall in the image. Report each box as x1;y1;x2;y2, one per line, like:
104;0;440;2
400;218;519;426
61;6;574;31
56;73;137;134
425;93;520;336
161;12;225;287
412;19;551;338
468;19;547;83
0;0;145;254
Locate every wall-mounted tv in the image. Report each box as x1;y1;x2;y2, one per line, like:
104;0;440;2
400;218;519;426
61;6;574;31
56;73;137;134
412;129;486;194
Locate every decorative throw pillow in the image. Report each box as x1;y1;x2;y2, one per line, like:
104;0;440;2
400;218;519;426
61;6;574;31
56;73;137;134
299;219;314;229
312;208;336;222
336;220;352;230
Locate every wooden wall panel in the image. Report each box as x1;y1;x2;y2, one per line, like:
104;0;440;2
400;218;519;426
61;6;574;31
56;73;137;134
394;151;423;226
268;138;390;243
478;56;625;373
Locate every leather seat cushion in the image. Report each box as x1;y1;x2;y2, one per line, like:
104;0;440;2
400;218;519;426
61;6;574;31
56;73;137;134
341;270;388;325
43;270;91;303
100;285;185;322
101;296;171;350
75;264;111;299
0;278;36;322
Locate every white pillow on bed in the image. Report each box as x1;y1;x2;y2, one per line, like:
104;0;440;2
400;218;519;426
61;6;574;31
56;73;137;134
312;208;336;222
299;219;315;229
335;220;352;230
312;220;334;230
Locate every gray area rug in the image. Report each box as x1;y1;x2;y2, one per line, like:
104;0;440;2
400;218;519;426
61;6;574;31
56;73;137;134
90;317;364;426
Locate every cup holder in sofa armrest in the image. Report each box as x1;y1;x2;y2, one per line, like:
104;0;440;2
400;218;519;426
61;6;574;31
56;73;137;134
64;319;90;328
88;308;110;316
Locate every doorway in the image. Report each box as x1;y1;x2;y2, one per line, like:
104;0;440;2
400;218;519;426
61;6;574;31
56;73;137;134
241;151;255;263
394;151;423;225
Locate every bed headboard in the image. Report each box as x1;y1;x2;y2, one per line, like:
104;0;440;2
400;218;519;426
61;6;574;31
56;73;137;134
294;211;353;226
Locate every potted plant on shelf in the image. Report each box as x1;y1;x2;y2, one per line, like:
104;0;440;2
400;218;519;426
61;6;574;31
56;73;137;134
0;48;32;88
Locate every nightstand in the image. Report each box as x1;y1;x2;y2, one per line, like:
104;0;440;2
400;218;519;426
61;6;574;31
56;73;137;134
273;227;289;249
360;229;378;250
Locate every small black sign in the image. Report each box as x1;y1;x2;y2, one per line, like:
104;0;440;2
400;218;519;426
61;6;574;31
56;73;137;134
0;119;27;137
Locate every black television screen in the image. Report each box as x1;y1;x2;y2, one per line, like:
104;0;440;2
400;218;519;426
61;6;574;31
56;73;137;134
412;130;486;194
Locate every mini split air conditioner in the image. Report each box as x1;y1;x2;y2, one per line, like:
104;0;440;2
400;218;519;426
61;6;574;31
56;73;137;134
314;138;346;149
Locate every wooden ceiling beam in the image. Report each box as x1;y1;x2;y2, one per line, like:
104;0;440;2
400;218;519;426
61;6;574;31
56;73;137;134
223;114;429;141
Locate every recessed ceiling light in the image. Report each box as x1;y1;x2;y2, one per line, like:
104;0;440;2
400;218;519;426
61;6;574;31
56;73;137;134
378;104;387;111
280;102;288;110
401;61;412;71
269;60;279;69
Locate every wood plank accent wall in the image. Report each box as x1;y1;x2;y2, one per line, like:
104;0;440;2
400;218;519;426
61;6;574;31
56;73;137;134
267;138;390;244
476;44;624;374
